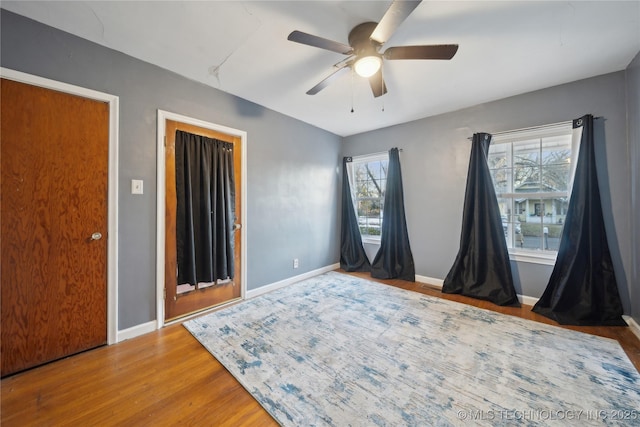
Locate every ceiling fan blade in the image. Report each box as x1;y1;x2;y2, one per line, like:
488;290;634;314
384;44;459;60
369;69;388;98
370;0;422;45
288;30;354;55
306;66;351;95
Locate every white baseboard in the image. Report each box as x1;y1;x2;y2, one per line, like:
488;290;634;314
415;274;443;287
246;263;340;299
415;275;640;327
113;264;339;342
116;320;157;343
415;276;637;331
415;274;539;307
623;315;640;341
113;274;639;344
519;295;540;307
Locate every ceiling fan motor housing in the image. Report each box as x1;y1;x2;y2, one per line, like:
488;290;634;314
348;22;381;58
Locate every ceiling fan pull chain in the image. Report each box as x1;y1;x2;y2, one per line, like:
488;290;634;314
351;68;355;113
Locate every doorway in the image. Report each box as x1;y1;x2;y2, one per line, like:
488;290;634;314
0;69;118;376
157;111;247;324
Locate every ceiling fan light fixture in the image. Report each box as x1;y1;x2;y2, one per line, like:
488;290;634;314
354;55;382;78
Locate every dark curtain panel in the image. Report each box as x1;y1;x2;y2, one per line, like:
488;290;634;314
532;115;625;325
340;157;371;272
371;148;415;281
442;133;518;306
175;130;236;286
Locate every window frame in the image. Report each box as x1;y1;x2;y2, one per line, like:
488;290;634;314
348;152;389;244
489;122;574;265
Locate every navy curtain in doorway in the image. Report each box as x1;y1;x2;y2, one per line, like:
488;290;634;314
533;115;625;326
442;133;518;306
340;157;371;272
175;130;236;286
371;148;415;281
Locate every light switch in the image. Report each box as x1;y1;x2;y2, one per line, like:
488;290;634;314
131;179;144;195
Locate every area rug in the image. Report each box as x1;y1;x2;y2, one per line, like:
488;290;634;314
184;271;640;426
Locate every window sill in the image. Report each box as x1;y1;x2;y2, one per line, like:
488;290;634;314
508;249;557;266
361;236;381;245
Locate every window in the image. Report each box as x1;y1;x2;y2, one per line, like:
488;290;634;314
348;153;389;240
488;122;575;262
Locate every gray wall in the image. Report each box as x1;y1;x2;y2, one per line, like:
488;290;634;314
3;9;637;330
343;72;634;317
627;51;640;322
1;10;342;330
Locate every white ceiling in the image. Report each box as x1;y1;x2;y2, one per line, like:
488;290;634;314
3;1;639;137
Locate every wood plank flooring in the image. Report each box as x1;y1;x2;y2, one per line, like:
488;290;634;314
2;270;639;426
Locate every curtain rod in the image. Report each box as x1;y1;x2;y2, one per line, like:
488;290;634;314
466;120;576;140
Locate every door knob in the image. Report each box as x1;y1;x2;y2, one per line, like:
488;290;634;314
233;223;242;231
90;232;103;241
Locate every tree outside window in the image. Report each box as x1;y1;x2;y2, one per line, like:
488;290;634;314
488;126;574;254
348;154;389;238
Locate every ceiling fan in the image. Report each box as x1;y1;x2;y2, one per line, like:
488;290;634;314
287;0;458;98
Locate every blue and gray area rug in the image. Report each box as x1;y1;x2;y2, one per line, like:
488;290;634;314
184;271;640;426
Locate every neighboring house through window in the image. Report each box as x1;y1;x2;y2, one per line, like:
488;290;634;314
347;152;389;242
488;122;575;264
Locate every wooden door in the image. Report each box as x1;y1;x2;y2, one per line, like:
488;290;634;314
1;79;109;377
164;120;242;321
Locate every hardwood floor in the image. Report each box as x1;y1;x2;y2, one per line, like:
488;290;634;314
2;270;639;426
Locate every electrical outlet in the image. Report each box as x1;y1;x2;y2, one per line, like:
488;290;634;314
293;258;299;269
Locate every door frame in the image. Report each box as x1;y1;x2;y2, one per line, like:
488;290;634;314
156;110;247;327
1;67;119;345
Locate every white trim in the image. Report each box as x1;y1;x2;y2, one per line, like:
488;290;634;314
509;250;557;266
414;274;539;306
163;297;242;326
623;315;640;341
156;110;248;329
1;67;119;345
116;321;156;342
519;295;540;307
491;121;573;143
246;263;340;299
362;236;381;245
415;275;444;287
350;151;389;164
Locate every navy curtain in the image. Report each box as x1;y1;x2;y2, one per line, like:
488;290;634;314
175;130;236;286
442;133;518;306
532;115;625;325
340;157;371;272
371;148;415;281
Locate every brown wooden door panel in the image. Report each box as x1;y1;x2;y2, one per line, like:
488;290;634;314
164;120;242;321
1;79;109;376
